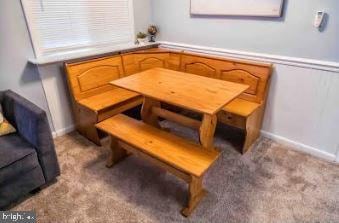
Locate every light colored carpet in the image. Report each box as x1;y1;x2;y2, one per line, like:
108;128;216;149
12;121;339;223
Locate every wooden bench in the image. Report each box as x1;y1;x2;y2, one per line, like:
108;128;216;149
96;114;220;217
180;52;272;153
65;55;143;145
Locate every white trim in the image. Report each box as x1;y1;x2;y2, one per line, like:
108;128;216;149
159;41;339;73
22;0;136;61
336;146;339;163
52;125;75;138
51;125;339;163
190;0;284;17
29;42;158;65
50;124;339;163
20;0;40;58
128;0;136;46
261;130;337;163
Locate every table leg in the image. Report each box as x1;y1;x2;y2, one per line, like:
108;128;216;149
199;114;217;150
141;97;161;128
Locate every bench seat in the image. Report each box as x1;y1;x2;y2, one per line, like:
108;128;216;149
96;114;220;177
78;88;141;112
223;98;261;117
96;114;220;216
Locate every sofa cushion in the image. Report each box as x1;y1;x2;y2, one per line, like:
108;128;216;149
0;134;40;182
0;166;45;209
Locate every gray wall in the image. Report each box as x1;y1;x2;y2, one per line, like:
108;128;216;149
152;0;339;62
0;0;51;120
133;0;153;34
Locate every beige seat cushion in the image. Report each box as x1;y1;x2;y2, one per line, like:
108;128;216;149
223;98;261;117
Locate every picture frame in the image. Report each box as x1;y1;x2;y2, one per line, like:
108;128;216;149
190;0;284;17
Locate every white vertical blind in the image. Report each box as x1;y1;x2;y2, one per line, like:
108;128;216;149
21;0;135;58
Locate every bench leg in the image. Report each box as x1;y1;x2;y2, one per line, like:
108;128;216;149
106;136;127;168
141;97;161;128
83;126;101;146
199;114;217;150
242;106;264;154
77;105;102;146
181;176;206;217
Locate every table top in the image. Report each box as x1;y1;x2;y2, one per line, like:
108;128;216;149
111;68;249;115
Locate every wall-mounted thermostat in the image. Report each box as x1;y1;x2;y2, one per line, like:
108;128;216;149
314;11;325;28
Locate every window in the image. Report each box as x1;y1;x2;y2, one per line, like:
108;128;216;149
21;0;135;59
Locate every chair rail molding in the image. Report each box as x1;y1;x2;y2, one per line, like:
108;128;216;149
159;41;339;73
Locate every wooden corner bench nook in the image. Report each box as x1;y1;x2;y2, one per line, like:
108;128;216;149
96;68;248;216
64;46;272;153
96;114;220;217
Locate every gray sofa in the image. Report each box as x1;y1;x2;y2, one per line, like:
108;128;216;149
0;90;60;210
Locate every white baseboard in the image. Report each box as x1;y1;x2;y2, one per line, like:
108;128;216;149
336;148;339;163
50;124;337;163
52;125;75;138
261;130;337;163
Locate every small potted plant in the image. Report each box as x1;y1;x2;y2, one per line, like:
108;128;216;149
137;32;147;45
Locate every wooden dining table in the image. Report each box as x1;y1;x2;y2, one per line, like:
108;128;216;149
111;68;249;151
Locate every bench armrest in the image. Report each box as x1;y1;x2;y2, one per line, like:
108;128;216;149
2;90;60;182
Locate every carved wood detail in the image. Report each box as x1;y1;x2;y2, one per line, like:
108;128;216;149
220;69;259;95
77;65;121;92
184;62;217;78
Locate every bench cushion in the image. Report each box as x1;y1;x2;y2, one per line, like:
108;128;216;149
78;88;141;112
96;114;220;177
223;98;261;117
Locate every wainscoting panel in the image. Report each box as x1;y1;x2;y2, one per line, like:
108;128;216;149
160;42;339;162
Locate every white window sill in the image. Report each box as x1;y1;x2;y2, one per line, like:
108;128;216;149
28;42;159;65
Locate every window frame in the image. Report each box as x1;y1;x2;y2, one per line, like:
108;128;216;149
21;0;136;60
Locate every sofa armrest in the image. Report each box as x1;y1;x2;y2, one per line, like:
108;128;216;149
0;91;4;104
2;90;60;182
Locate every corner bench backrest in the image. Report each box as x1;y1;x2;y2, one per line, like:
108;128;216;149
121;48;182;76
64;48;272;104
180;52;272;104
65;55;124;101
